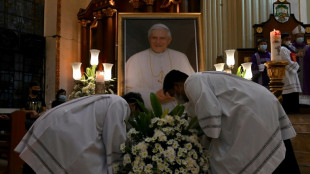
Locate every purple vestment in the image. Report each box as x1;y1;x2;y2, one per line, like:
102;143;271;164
251;51;271;88
293;42;310;95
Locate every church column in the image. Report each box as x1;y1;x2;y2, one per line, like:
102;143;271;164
93;10;105;70
180;0;188;12
80;19;90;74
101;6;117;81
102;7;117;65
188;0;200;12
144;0;155;12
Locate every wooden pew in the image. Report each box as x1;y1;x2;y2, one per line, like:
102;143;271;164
5;110;26;174
9;110;26;174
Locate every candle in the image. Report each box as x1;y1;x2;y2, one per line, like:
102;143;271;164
102;63;114;81
90;49;100;66
225;49;236;68
241;62;253;80
72;62;82;80
96;71;105;83
270;29;282;61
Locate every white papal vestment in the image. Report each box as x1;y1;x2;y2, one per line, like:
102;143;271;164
15;94;130;174
184;72;296;174
126;48;195;110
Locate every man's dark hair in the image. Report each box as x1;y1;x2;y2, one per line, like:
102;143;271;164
163;70;189;94
281;32;290;39
257;38;267;45
29;81;40;88
123;92;144;104
56;89;66;99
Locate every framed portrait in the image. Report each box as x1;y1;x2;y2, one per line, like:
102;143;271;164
117;13;205;96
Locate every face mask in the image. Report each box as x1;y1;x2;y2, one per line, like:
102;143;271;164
173;88;186;104
32;90;40;95
284;41;291;46
174;93;186;104
259;45;267;52
296;37;304;44
59;95;66;101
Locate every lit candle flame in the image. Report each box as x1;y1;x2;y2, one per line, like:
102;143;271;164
109;0;115;6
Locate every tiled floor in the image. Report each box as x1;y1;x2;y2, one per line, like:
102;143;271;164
289;112;310;174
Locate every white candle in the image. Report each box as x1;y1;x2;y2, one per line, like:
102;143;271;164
102;63;113;81
241;62;253;80
96;71;105;83
225;49;236;67
270;29;282;61
90;49;100;66
72;62;82;80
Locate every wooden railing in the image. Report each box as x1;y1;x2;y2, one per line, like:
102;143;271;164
0;110;26;174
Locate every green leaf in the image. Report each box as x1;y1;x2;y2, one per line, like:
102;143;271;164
176;105;185;116
169;104;185;116
86;67;91;77
90;65;96;77
127;118;137;130
150;93;162;117
236;66;242;76
161;109;169;118
137;100;149;114
188;116;199;129
169;105;180;115
242;69;247;78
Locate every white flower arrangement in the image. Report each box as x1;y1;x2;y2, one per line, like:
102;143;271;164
69;65;96;100
69;65;116;99
113;93;209;174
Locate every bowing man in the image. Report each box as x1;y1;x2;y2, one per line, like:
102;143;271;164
163;70;299;174
15;94;130;174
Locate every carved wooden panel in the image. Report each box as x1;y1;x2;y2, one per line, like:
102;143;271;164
253;14;310;49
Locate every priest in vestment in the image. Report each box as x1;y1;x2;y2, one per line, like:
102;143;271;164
280;44;302;114
126;23;195;110
163;70;298;174
15;94;130;174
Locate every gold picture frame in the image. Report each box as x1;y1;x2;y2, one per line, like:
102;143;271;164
117;13;205;96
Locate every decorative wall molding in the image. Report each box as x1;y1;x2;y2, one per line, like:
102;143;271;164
56;0;61;93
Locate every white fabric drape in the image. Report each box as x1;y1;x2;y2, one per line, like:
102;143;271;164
202;0;276;70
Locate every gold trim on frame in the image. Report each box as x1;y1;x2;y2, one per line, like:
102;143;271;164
117;13;205;96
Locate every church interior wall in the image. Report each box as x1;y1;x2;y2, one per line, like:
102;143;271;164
44;0;310;103
44;0;90;108
44;0;57;108
299;0;308;23
307;1;310;23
